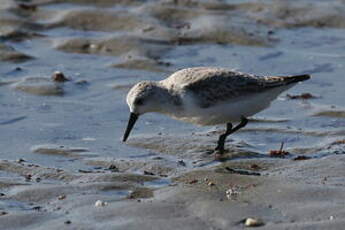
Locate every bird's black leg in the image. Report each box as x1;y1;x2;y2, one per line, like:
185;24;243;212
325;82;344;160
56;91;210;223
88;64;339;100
215;116;248;155
215;123;233;153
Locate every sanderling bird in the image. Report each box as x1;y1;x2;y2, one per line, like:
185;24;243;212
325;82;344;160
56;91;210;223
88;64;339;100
123;67;310;156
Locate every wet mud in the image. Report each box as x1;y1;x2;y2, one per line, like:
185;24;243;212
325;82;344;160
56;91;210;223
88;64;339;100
1;0;345;229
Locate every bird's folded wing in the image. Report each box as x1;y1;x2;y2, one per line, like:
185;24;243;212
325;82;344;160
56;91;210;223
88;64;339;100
183;70;290;108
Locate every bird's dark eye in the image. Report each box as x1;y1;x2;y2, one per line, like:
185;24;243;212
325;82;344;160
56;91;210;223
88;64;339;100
135;98;144;106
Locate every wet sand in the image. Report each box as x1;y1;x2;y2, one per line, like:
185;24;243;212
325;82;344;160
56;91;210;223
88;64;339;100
2;153;345;229
1;0;345;229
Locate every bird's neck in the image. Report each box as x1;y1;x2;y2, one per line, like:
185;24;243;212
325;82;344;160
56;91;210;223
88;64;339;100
154;83;183;114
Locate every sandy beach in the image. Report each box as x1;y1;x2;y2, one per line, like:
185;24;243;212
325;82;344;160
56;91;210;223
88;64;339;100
1;0;345;229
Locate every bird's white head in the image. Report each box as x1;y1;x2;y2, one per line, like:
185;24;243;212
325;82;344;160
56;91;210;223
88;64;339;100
123;81;165;142
126;81;162;115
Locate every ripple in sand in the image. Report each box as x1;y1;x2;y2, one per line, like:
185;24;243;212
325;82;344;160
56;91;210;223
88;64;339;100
171;15;271;46
111;57;171;73
246;1;345;29
240;127;345;137
85;157;177;177
0;43;33;63
127;134;260;162
31;144;97;157
30;0;144;7
0;116;26;125
48;10;150;32
313;110;345;118
0;27;44;42
11;77;64;96
55;35;171;60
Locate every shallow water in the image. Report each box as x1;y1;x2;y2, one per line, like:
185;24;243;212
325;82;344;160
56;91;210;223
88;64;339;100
1;1;345;228
0;0;345;176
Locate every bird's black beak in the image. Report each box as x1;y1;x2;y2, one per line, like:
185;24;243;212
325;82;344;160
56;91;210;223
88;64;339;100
122;112;138;142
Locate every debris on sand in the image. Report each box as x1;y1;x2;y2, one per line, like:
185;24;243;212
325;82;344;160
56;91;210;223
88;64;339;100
64;220;72;225
293;155;311;161
144;171;155;176
108;164;119;172
286;93;317;100
244;217;264;227
16;158;26;163
51;71;70;82
177;160;186;167
25;174;32;181
188;179;198;184
0;211;8;216
207;181;215;186
225;188;240;199
58;195;66;200
269;142;289;157
250;164;261;170
225;167;261;176
95;200;108;207
330;139;345;145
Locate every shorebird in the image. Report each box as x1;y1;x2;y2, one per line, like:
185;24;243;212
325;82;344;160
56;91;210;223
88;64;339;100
122;67;310;156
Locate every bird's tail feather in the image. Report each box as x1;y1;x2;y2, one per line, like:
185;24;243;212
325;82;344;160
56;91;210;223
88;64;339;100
264;74;311;88
281;74;311;83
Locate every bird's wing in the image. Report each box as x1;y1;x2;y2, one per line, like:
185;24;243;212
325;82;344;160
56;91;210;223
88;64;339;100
163;67;310;108
173;67;266;108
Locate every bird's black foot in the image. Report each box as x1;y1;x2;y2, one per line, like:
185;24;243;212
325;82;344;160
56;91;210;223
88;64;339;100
214;151;227;161
213;145;227;161
213;116;248;161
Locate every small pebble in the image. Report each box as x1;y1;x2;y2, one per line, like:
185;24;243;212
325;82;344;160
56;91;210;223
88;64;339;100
78;169;92;173
16;158;26;163
152;156;163;160
244;218;264;227
250;164;260;170
64;220;72;225
75;80;88;85
330;216;335;220
32;206;42;211
142;26;155;32
127;190;135;199
51;71;69;82
226;188;240;199
95;200;108;207
207;182;215;186
18;3;37;11
89;44;98;49
0;211;8;216
25;174;32;181
286;93;316;100
293;156;311;161
108;164;119;172
188;179;198;184
177;160;186;167
143;171;155;176
58;195;66;200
